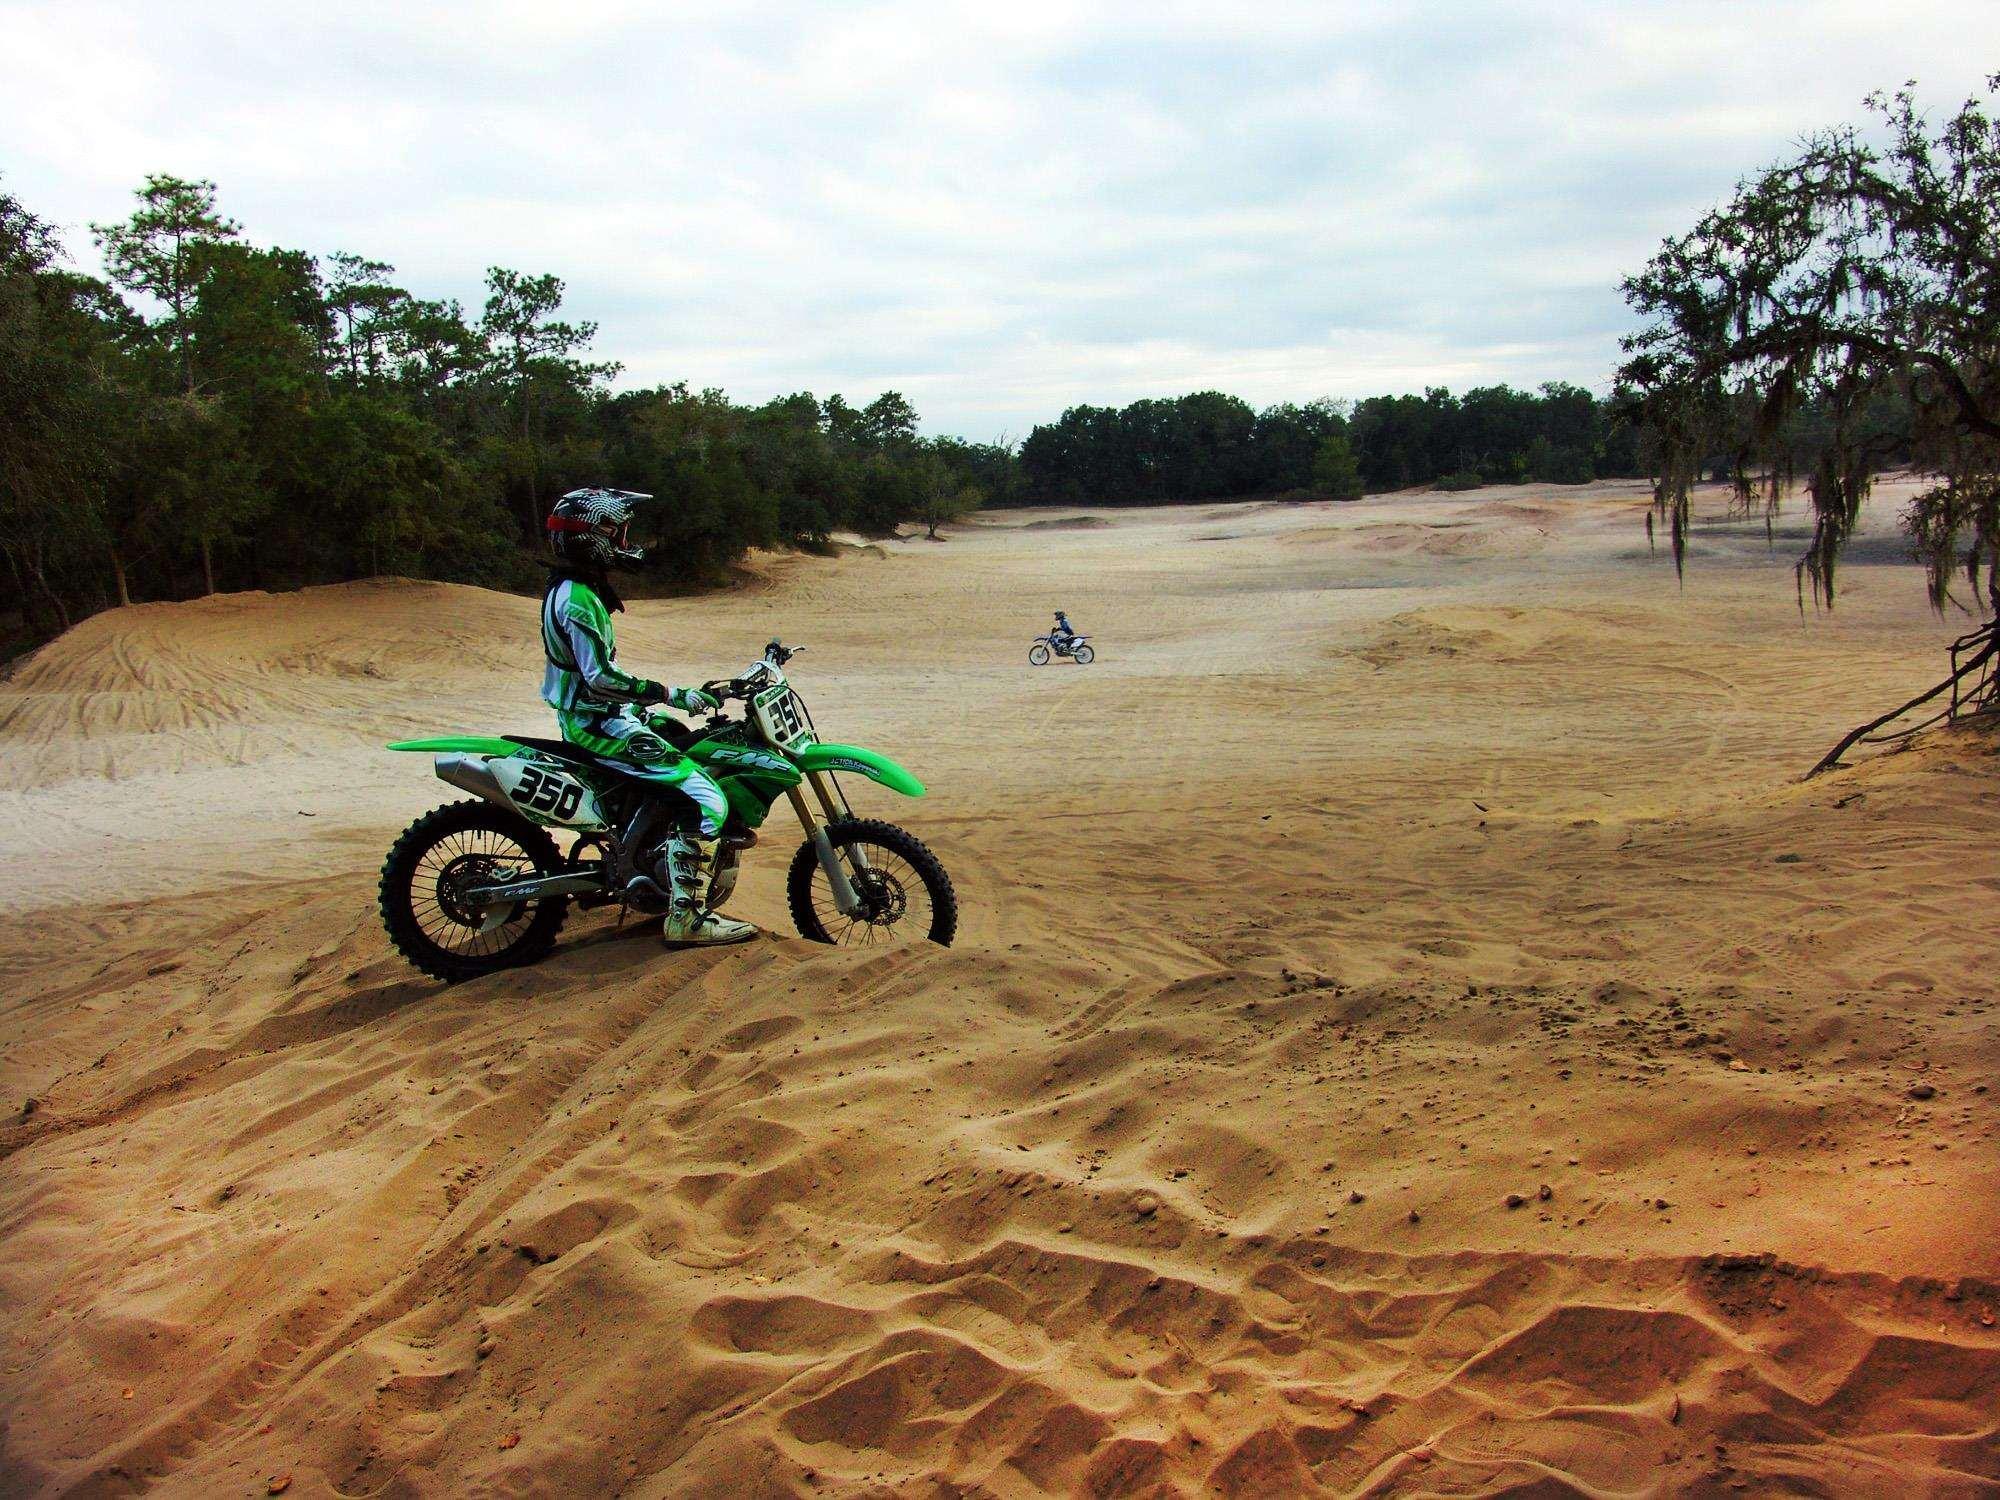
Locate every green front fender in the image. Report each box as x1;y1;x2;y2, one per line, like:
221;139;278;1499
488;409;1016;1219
792;741;926;797
387;737;522;756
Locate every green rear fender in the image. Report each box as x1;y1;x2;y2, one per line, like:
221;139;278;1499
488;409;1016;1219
387;737;522;756
792;741;926;797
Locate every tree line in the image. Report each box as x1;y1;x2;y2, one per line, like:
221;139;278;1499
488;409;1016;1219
14;168;1910;659
1;174;1007;651
1013;383;1645;506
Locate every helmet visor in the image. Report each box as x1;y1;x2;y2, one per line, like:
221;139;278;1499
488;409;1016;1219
608;519;645;562
547;512;645;564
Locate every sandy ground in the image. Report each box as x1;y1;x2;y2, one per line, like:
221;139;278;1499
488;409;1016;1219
1;479;1996;1496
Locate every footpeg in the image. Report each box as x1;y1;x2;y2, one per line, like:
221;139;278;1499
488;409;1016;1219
623;874;672;913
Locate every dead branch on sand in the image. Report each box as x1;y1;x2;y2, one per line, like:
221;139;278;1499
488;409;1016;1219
1807;620;2000;776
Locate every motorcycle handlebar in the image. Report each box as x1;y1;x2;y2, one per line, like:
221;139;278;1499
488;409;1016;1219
700;643;804;703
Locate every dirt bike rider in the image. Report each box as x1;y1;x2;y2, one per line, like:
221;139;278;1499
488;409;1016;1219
542;488;756;946
1049;610;1079;654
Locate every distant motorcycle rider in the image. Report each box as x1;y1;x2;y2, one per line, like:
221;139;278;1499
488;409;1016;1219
542;488;755;945
1050;610;1078;653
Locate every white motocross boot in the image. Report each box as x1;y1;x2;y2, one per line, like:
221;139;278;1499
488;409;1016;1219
659;833;759;946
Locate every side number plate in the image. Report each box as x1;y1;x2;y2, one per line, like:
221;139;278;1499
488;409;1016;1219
511;763;584;821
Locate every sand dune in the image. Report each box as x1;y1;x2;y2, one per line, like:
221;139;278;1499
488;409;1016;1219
2;481;1996;1495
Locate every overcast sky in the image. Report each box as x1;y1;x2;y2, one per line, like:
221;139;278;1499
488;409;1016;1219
4;1;1997;439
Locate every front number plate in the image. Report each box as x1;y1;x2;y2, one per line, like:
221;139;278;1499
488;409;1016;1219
752;685;812;748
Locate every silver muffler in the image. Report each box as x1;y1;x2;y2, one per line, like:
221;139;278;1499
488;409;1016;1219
435;752;511;809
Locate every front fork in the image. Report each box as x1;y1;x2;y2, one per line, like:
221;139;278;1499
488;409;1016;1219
790;770;874;916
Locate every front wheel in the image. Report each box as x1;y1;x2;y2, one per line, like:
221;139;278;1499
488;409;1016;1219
1071;643;1095;664
1028;643;1051;666
788;819;958;947
380;800;568;981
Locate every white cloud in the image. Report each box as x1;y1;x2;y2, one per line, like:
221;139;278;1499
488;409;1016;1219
4;0;1997;438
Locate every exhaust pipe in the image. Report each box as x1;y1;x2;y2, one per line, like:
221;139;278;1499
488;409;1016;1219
435;752;512;810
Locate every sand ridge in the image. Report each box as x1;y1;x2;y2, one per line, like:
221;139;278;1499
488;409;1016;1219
1;482;1996;1494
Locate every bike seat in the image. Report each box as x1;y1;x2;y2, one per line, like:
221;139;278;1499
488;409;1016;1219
502;728;701;783
502;735;609;770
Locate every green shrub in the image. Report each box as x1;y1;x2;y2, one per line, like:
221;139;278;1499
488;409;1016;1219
1311;433;1365;501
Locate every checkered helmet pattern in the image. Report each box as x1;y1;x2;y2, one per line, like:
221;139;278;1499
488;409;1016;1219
547;487;652;569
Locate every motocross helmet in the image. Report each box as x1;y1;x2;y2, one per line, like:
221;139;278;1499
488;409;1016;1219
547;487;651;569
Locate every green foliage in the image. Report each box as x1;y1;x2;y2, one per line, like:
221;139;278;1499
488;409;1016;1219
3;175;1016;646
919;474;984;539
1343;382;1620;493
1018;384;1637;505
91;174;240;394
480;267;620;541
589;383;1000;575
1018;391;1282;503
1311;432;1364;500
1;190;121;634
322;251;404;380
1619;77;2000;614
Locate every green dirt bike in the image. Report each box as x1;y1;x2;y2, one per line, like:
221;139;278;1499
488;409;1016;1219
378;640;956;981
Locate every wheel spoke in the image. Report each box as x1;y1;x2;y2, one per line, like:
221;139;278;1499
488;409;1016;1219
810;837;935;946
408;826;547;957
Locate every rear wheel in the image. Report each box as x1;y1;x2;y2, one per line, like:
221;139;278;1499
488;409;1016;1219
380;801;568;981
788;819;957;947
1028;643;1051;665
1071;643;1095;664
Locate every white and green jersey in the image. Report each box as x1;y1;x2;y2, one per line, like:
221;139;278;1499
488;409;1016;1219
540;575;649;714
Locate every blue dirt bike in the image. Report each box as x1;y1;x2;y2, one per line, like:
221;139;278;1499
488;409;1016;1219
1029;634;1094;665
